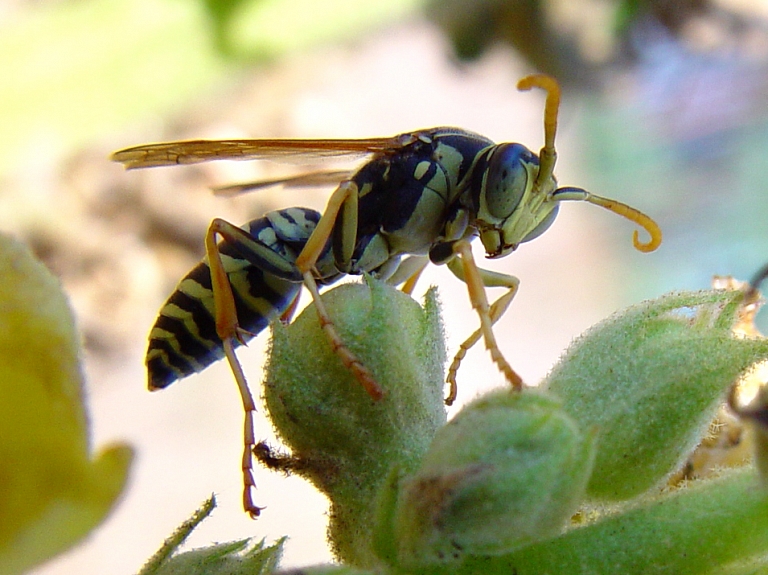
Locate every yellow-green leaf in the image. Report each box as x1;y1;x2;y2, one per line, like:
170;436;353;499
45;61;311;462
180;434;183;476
0;234;132;575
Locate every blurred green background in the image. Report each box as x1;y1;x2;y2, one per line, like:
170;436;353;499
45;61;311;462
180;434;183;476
4;0;768;305
3;1;768;574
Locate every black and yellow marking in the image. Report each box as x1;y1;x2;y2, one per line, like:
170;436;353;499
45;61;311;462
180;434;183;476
113;74;663;518
146;207;336;390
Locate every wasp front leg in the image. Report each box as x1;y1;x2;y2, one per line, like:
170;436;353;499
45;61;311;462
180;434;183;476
446;240;523;404
294;181;384;400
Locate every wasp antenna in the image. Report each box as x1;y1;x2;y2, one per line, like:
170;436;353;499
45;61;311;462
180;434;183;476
552;187;663;253
517;74;561;189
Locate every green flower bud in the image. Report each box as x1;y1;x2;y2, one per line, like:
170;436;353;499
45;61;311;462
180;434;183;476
545;290;768;501
393;389;595;567
263;278;447;567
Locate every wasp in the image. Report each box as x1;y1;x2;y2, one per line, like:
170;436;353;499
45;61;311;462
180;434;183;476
112;74;662;517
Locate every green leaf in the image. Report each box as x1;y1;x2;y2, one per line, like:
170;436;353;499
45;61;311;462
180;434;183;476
0;234;132;575
146;538;284;575
460;468;768;575
138;496;217;575
545;289;768;501
138;496;284;575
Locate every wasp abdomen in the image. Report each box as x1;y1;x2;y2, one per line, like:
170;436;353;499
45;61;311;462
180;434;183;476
146;208;326;390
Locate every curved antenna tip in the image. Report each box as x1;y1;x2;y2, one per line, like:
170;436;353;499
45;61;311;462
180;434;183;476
517;74;560;95
633;228;662;253
553;187;662;253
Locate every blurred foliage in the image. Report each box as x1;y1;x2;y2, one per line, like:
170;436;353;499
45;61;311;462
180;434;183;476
0;0;423;178
0;234;132;575
582;88;768;298
0;0;227;176
200;0;422;57
427;0;768;88
429;0;590;84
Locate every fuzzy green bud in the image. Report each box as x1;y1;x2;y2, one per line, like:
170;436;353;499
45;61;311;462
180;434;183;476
545;289;768;501
392;389;594;567
263;278;447;567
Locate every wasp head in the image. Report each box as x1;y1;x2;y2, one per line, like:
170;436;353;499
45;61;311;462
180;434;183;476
472;73;661;260
474;143;559;259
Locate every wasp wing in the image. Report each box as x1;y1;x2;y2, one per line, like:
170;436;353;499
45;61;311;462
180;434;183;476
212;169;356;197
111;137;406;169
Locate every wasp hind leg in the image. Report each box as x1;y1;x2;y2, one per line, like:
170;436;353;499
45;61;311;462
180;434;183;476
294;181;384;400
446;240;522;404
204;217;304;518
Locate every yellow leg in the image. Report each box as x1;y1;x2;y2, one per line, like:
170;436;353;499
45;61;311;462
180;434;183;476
279;292;301;324
223;339;262;518
400;257;429;295
446;241;523;403
300;269;383;400
204;220;262;517
444;282;519;405
295;181;358;272
381;255;429;294
206;219;249;344
295;181;384;400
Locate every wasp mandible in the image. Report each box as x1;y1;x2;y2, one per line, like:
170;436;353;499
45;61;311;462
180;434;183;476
112;74;662;517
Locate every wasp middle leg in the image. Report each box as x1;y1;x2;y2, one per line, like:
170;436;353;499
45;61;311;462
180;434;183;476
294;180;384;400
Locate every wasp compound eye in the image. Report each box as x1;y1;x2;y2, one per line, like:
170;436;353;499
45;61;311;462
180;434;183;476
483;143;534;220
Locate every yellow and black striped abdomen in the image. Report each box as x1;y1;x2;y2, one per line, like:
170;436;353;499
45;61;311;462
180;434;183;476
146;207;332;390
